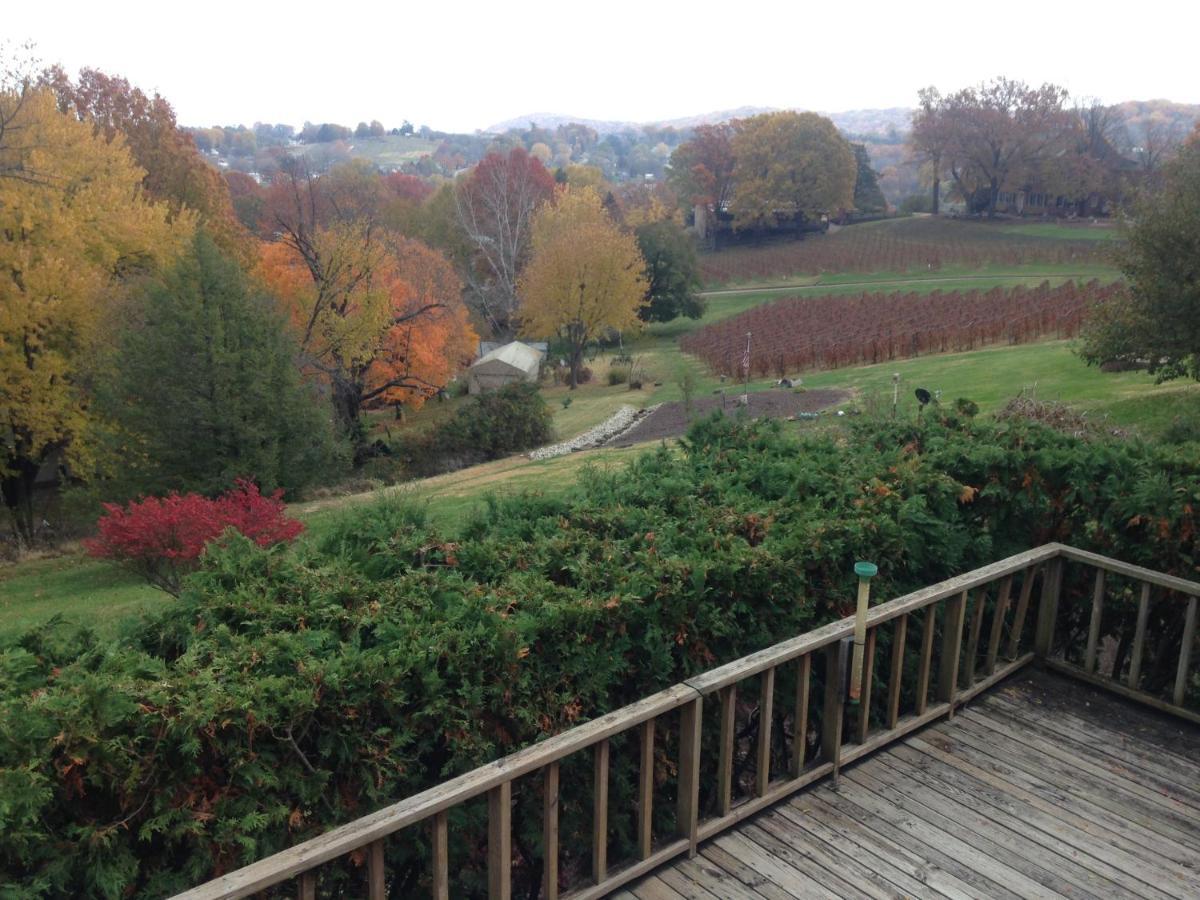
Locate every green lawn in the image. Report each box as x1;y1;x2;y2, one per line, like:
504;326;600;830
801;340;1200;433
1003;222;1121;241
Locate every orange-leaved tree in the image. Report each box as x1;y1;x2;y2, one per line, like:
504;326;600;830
259;225;475;438
519;187;647;388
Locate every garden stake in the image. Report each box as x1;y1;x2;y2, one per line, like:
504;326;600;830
849;561;878;705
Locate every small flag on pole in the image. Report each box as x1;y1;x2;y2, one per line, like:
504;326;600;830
742;332;751;377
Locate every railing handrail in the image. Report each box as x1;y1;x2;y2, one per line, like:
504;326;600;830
173;542;1200;900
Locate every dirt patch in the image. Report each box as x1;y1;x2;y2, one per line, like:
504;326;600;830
606;388;850;446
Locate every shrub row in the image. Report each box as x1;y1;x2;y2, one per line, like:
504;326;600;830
2;414;1198;896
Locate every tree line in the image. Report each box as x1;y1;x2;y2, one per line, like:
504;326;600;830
0;57;712;543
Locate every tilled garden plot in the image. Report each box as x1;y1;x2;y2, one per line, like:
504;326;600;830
606;388;849;446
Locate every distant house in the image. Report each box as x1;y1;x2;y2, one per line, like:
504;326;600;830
468;341;544;395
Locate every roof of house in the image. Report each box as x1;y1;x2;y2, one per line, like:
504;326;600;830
471;340;544;375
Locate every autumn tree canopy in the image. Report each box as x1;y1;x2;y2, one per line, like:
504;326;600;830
729;112;857;231
40;65;245;257
519;188;647;388
454;147;556;335
1;88;182;539
913;79;1077;216
667;122;736;215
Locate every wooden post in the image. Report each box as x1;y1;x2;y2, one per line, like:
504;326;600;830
487;782;511;900
368;839;386;900
677;697;702;856
964;590;985;687
791;654;811;777
542;764;558;900
756;667;775;797
717;685;736;816
1006;567;1037;659
1128;582;1151;689
937;591;967;716
856;628;876;743
1034;558;1064;659
887;614;907;730
1174;596;1198;707
432;812;449;900
298;872;316;900
1084;569;1106;674
823;642;845;783
915;604;936;715
985;575;1013;676
637;719;654;861
592;740;609;884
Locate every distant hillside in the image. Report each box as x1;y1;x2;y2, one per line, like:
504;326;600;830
485;107;914;136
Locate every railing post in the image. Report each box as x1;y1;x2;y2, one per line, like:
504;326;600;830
887;614;908;730
717;686;736;815
637;719;655;861
791;654;811;777
937;591;967;716
542;764;559;900
1128;582;1151;689
487;782;511;900
1175;596;1198;707
432;811;449;900
368;839;386;900
1084;569;1106;673
755;667;775;796
823;641;846;784
592;740;609;884
1034;558;1064;659
677;696;702;857
299;872;316;900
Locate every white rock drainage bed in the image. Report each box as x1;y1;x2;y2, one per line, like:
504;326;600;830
528;404;660;461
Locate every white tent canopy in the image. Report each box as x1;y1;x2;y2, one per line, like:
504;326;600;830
467;341;544;394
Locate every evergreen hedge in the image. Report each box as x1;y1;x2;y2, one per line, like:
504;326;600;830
2;415;1198;897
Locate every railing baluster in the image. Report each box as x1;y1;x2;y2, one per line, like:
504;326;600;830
1006;566;1037;659
823;642;845;782
756;667;775;796
487;782;511;900
368;839;386;900
298;871;316;900
915;604;936;715
887;614;907;729
542;763;558;900
717;685;736;815
985;575;1013;675
677;697;702;857
432;811;449;900
856;628;876;743
592;740;609;883
637;719;654;860
1084;569;1106;673
791;654;811;777
1034;558;1064;658
1129;582;1151;689
964;590;985;687
938;591;967;716
1175;596;1198;707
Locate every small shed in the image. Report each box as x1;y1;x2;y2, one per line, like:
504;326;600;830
468;341;544;394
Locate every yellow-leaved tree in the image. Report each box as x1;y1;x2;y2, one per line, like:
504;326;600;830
1;86;183;540
519;187;648;388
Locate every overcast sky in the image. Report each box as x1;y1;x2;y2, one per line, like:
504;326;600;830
9;1;1199;133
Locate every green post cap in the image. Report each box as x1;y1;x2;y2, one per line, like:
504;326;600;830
854;561;878;579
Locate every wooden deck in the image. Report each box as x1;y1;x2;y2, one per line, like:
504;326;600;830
617;671;1200;900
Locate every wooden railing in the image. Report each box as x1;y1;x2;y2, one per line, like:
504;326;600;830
1038;546;1200;726
174;543;1199;900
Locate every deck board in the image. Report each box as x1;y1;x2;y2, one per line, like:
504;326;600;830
623;671;1200;899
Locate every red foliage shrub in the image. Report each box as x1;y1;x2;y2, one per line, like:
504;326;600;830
85;480;304;594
